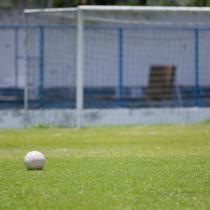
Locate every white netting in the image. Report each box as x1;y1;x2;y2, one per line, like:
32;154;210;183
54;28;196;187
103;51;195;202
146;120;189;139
24;7;210;125
24;9;77;108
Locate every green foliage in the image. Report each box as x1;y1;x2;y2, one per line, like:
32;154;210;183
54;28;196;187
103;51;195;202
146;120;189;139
53;0;73;7
32;124;51;129
0;0;13;8
53;0;65;7
159;0;179;6
186;0;209;6
120;0;147;6
1;0;210;9
202;119;210;124
3;0;210;8
0;124;209;209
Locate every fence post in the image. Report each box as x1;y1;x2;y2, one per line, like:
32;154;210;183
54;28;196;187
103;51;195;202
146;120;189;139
39;26;45;107
14;26;19;87
117;27;124;107
24;26;29;112
194;29;200;107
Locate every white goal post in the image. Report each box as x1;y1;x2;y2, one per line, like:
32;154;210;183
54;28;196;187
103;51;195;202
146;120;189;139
75;6;210;128
23;6;210;128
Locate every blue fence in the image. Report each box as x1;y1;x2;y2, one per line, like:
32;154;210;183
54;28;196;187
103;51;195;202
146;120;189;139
0;24;210;109
0;25;24;108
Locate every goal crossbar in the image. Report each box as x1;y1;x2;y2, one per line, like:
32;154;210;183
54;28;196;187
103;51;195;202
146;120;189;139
78;6;210;12
24;8;77;14
24;6;210;15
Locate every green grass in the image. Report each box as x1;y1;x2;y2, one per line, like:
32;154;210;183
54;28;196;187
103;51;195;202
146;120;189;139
0;124;209;210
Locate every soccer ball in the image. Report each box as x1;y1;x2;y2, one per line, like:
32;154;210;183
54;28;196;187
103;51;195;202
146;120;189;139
24;151;45;170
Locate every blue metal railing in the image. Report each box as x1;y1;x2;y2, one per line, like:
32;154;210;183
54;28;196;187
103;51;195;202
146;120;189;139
194;29;200;107
117;27;124;107
39;26;45;107
0;24;209;109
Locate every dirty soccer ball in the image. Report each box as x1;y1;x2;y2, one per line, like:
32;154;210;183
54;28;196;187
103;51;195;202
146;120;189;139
24;151;45;170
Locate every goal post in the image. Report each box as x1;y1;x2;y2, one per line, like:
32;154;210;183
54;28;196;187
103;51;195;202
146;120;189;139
75;6;210;127
23;6;210;127
76;9;84;128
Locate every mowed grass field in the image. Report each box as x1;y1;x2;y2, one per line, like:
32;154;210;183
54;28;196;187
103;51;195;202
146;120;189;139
0;124;209;210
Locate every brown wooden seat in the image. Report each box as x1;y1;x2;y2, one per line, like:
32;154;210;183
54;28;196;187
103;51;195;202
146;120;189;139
146;65;176;101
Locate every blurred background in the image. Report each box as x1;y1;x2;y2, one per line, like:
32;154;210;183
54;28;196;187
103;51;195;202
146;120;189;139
1;0;210;24
1;0;210;127
0;0;209;48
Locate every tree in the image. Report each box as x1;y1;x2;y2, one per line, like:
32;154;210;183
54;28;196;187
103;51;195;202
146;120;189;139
10;0;209;8
186;0;210;6
159;0;179;6
138;0;147;5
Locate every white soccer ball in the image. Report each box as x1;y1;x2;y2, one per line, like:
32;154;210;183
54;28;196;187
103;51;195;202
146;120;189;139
24;151;45;170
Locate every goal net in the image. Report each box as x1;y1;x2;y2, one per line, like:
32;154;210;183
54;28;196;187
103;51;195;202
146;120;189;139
24;6;210;127
24;8;77;109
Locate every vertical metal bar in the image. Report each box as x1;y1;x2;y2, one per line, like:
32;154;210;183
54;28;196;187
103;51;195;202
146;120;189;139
39;26;45;107
14;26;19;87
76;10;84;128
24;20;29;112
24;54;29;111
194;29;200;107
117;27;124;107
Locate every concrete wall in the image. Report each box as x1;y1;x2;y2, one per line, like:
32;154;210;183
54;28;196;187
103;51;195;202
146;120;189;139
0;108;210;128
